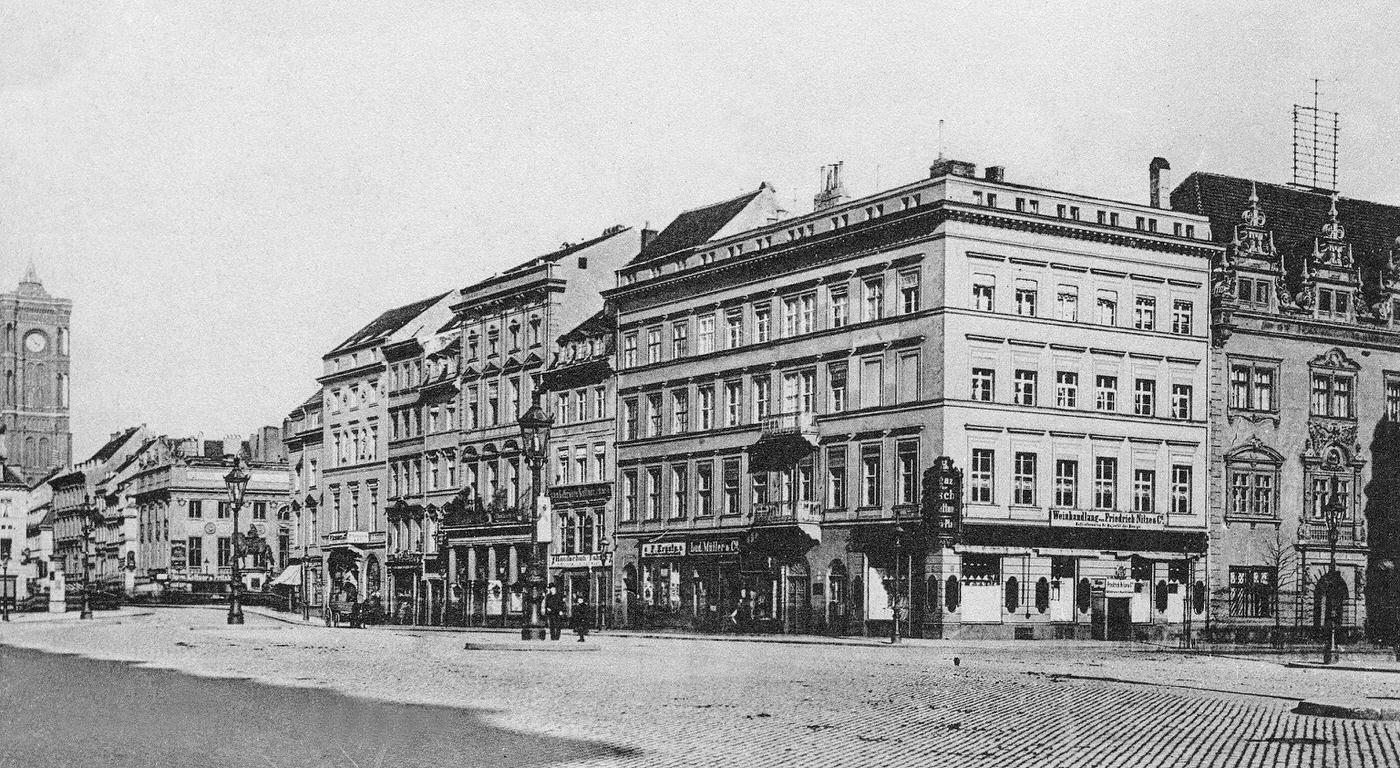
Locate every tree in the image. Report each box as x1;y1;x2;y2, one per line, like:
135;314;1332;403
1260;526;1299;647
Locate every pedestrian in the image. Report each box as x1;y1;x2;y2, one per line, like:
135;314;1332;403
545;585;565;641
570;596;591;642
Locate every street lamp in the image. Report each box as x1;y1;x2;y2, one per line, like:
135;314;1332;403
224;456;251;625
79;499;97;620
1;548;11;622
594;535;610;631
1321;486;1345;665
517;394;553;641
887;523;907;644
302;494;318;622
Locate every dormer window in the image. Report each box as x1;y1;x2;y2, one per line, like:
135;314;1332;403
1317;287;1351;321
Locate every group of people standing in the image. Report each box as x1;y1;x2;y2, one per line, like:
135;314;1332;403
544;586;591;642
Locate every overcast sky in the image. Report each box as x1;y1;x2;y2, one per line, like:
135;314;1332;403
3;1;1400;457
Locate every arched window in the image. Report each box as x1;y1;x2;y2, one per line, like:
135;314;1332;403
1004;576;1020;613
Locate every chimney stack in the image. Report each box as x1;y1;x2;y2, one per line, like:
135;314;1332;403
640;225;658;250
813;162;848;211
984;166;1005;183
1149;157;1171;208
929;158;977;179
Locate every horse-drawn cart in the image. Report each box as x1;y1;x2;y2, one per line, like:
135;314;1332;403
323;598;361;628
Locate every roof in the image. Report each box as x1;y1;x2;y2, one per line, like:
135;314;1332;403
327;293;448;356
1172;172;1400;288
558;310;613;343
88;426;141;465
462;227;633;297
0;464;26;486
300;389;323;408
110;437;160;476
629;188;765;265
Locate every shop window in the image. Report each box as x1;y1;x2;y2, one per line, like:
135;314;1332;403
1004;576;1020;613
1228;566;1275;618
944;576;960;613
1154;581;1169;612
962;554;1000;584
1035;578;1050;614
1050;556;1076;581
1076;578;1092;613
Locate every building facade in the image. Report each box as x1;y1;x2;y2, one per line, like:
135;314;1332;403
50;427;146;596
281;391;325;611
0;462;26;606
1173;173;1400;642
606;160;1216;639
1;264;72;485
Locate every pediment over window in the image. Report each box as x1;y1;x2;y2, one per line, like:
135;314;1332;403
1309;347;1360;372
1225;436;1284;466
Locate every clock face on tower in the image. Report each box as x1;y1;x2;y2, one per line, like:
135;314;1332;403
24;331;47;353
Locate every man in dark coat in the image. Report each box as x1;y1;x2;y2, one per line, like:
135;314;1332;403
570;596;591;642
544;585;565;640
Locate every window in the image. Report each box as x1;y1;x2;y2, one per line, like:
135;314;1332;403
826;446;847;509
486;381;500;425
1013;369;1037;406
622;471;638;521
1387;377;1400;421
217;537;231;567
972;275;995;311
671;389;689;433
1054;460;1078;508
1133;469;1155;512
623;398;639;440
1093;457;1117;510
1133;379;1155;416
1317;287;1351;320
896;440;919;505
755;306;771;343
1171;384;1192;420
647;393;663;436
1015;280;1038;317
1311;372;1354;418
217;502;231;519
722;459;741;515
696;463;713;516
645;467;662;520
1171;465;1192;515
1134;296;1156;331
593;443;606;481
1056;287;1079;321
252;501;267;520
1171;300;1193;335
781;294;815;337
969;449;994;504
860;444;882;507
1229;567;1276;618
671;466;688;519
1013;452;1037;506
896;352;920;403
555;394;569;426
863;278;885;321
726;311;744;348
899;270;921;314
1229;362;1277;412
972;368;995;402
860;358;882;409
672;322;689;358
187;536;203;570
188;500;203;519
830;288;850;328
780;369;816;414
1055;372;1078;408
698;386;715;430
725;380;742;426
1095;375;1117;412
829;364;848;412
753;377;771;420
697;315;715;354
1096;291;1118;325
647;327;662;363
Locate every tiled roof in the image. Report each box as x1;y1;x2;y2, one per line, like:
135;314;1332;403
628;188;765;265
463;227;633;296
558;310;612;343
300;389;323;408
328;293;449;356
0;464;26;486
89;426;141;464
1172;172;1400;288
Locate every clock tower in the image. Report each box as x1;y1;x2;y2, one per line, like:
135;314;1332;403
1;263;72;485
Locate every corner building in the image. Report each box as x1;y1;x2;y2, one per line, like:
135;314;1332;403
607;160;1216;638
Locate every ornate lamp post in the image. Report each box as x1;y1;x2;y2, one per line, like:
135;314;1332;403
79;499;97;620
302;494;318;622
1321;486;1345;665
517;395;553;641
1;548;11;622
223;457;251;625
594;535;610;630
887;523;907;644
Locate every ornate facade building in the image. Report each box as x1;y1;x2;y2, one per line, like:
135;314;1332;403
1;264;72;485
1173;173;1400;641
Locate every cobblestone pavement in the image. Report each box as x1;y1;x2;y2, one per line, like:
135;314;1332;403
3;608;1399;767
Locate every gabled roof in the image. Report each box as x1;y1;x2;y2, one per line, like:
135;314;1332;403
300;389;323;408
629;188;766;265
327;293;449;356
558;310;612;344
0;464;26;487
460;227;634;299
1172;172;1400;282
88;426;142;464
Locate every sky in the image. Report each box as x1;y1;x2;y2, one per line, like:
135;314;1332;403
4;1;1400;458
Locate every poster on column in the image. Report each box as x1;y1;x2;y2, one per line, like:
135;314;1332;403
486;579;503;616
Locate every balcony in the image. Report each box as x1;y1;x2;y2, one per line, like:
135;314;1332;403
752;500;824;527
760;411;819;443
1297;522;1367;550
749;500;823;552
750;411;820;473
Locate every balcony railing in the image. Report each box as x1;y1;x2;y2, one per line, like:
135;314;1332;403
1297;523;1366;548
752;500;824;527
760;411;819;440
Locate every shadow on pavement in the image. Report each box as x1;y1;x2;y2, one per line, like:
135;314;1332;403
0;644;637;768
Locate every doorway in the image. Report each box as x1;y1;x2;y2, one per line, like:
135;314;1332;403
1107;597;1132;640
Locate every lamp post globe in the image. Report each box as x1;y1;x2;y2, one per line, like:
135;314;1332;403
517;396;552;641
223;457;251;625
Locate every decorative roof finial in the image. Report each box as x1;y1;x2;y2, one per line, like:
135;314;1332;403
1321;191;1345;242
22;260;40;284
1241;182;1267;228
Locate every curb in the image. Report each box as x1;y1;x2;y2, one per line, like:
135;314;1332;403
1294;699;1400;721
1284;661;1400;674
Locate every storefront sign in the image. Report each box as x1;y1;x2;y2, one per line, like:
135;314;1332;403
1049;509;1165;530
549;553;608;569
640;541;686;558
548;482;612;504
1104;578;1136;597
486;579;504;615
689;538;741;557
169;542;187;570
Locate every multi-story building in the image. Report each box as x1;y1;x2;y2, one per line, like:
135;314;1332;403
22;472;55;604
1173;173;1400;642
539;311;617;623
441;226;642;628
50;426;147;597
315;293;451;607
1;264;72;485
126;433;290;595
0;460;26;606
281;390;324;610
606;160;1216;639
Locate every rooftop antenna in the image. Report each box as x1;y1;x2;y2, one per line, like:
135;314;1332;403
937;119;946;160
1292;78;1340;191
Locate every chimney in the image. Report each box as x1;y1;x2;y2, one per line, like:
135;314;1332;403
640;225;658;250
1149;157;1171;208
983;166;1005;183
813;162;848;211
929;158;977;179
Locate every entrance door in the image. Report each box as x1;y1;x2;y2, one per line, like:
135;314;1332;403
1107;598;1132;640
783;567;810;634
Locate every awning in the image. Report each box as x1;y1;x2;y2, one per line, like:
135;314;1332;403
269;564;302;587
